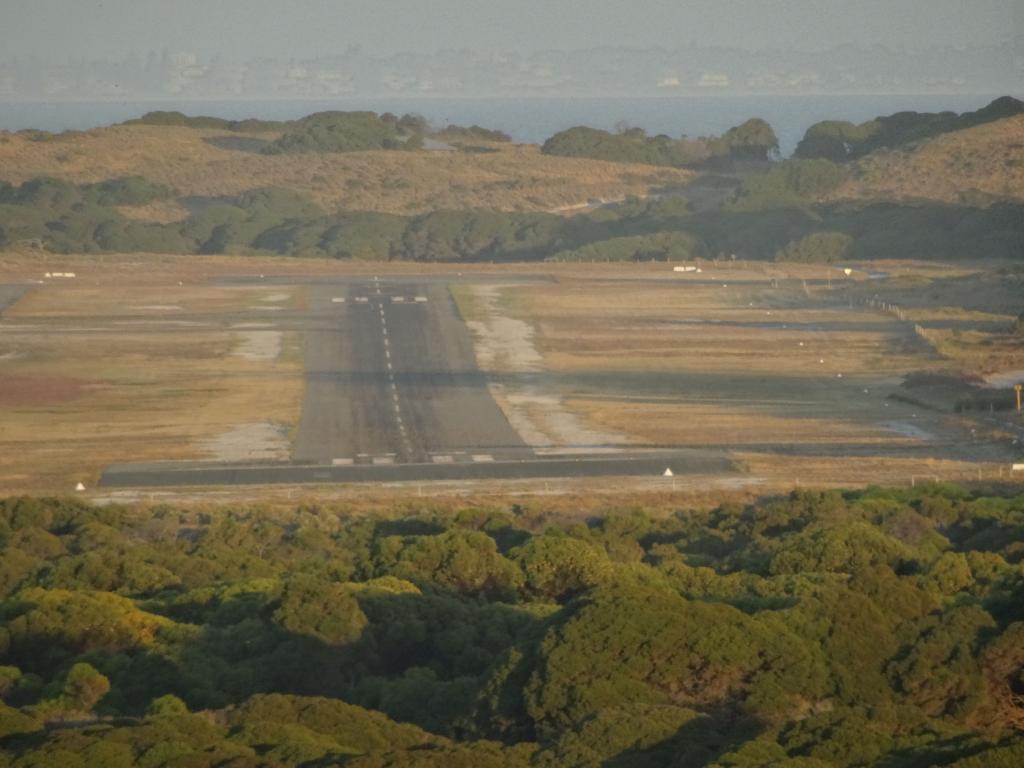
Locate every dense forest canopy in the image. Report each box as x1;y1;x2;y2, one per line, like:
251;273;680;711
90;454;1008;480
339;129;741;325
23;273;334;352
2;174;1023;263
1;486;1024;766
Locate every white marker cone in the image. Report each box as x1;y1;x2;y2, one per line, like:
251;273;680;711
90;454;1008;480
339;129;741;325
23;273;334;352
75;482;86;491
663;468;674;477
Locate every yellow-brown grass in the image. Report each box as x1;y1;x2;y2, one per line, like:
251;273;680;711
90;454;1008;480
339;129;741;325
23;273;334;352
474;264;994;461
832;115;1024;204
0;125;692;216
573;399;899;446
522;277;923;377
0;281;303;493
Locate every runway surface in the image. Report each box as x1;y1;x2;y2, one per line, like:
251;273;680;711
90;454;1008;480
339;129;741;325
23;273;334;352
292;278;530;465
100;449;733;487
98;275;730;488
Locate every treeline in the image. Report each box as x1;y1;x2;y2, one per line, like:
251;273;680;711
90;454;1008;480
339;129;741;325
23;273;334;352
120;110;509;154
2;174;1024;264
541;118;779;168
539;96;1023;169
795;95;1024;162
1;486;1024;766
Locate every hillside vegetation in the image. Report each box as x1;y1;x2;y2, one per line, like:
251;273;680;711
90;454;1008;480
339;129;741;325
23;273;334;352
833;115;1024;205
2;174;1023;263
794;96;1024;162
1;487;1024;766
0;123;689;216
542;118;779;168
2;102;1024;262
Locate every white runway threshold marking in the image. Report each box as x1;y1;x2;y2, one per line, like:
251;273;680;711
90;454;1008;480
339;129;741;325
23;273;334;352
331;297;345;303
332;458;353;466
392;296;405;303
373;456;395;465
355;296;369;303
472;454;495;463
414;296;428;302
432;455;454;464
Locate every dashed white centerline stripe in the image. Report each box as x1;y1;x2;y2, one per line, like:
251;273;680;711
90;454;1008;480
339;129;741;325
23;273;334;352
374;284;414;462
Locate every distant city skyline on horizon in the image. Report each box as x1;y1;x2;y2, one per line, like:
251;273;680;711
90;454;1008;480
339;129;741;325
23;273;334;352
2;1;1020;102
2;0;1020;60
1;40;1020;103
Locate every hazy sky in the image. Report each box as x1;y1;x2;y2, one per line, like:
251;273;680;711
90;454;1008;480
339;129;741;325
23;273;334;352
2;0;1020;59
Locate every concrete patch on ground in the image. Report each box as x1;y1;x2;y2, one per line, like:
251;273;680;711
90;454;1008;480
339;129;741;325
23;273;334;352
464;284;627;449
198;422;291;462
464;285;543;371
233;330;282;361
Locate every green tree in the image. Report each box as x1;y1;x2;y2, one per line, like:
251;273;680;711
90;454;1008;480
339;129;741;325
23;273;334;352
775;232;854;264
61;662;111;712
273;574;368;647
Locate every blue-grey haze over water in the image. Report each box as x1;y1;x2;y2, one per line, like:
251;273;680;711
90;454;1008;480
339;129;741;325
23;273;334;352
0;94;1017;157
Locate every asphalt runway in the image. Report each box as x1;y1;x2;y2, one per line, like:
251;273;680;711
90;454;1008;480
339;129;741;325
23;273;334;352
293;278;531;465
100;449;734;487
72;272;981;489
96;274;737;487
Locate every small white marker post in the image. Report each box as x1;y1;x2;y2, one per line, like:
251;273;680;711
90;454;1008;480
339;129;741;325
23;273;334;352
663;468;675;490
75;482;85;492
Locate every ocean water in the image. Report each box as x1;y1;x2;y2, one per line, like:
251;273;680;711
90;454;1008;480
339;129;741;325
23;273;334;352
0;93;1015;157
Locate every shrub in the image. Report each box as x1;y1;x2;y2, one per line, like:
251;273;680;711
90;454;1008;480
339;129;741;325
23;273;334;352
775;231;854;264
264;111;414;154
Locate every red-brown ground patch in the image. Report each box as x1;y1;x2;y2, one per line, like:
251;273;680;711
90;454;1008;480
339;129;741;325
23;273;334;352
0;373;91;406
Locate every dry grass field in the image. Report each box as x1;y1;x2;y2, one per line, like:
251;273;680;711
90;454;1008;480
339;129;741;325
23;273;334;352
459;260;1024;488
831;115;1024;204
1;253;1020;496
0;125;691;215
0;262;304;493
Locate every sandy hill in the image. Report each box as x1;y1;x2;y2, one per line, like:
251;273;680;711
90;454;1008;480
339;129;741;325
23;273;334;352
0;125;691;218
830;114;1024;205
